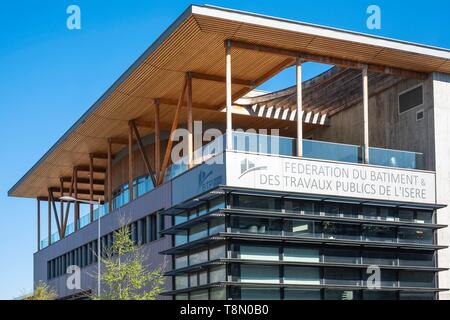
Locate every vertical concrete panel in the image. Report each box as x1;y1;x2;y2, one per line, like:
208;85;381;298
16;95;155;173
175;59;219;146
432;72;450;300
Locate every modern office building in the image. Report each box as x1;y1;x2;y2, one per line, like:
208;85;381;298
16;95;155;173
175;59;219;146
8;5;450;300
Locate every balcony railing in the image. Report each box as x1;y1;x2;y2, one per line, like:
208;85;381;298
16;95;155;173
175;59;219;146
39;132;425;249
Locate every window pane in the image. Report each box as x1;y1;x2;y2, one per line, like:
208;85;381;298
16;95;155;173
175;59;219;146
324;268;360;286
284;220;319;238
284;266;320;285
284;247;320;263
209;245;226;261
362;225;396;243
324;203;340;217
190;290;209;300
209;218;225;235
199;271;208;286
284;289;321;300
232;217;282;235
325;290;361;300
233;195;280;212
209;197;225;212
363;291;397;300
341;204;359;218
285;200;317;215
210;288;226;300
415;211;433;224
175;294;188;300
189;273;198;287
240;265;279;284
175;212;188;225
175;255;188;269
398;251;434;267
190;250;208;266
210;266;226;283
399;292;435;300
398;210;414;222
324;248;359;264
241;288;280;300
240;245;279;261
175;275;188;290
398;228;433;245
399;271;435;288
323;222;360;240
362;250;396;266
189;223;208;242
175;232;188;246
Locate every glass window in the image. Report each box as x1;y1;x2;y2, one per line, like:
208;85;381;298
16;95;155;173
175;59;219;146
362;206;378;220
175;275;188;290
399;271;435;288
323;203;340;217
209;245;226;261
240;265;279;284
324;248;359;264
362;250;396;266
362;225;396;243
323;222;360;240
232;195;281;212
210;266;226;283
363;291;397;300
189;273;198;287
210;288;226;300
325;290;361;300
241;288;280;300
341;204;359;218
398;210;414;222
240;245;279;261
209;197;225;212
198;205;208;216
190;290;209;300
284;289;321;300
209;218;225;235
399;292;435;300
284;247;320;263
190;250;208;266
175;294;189;300
285;200;317;215
175;255;188;269
189;223;208;242
415;211;433;224
175;232;187;246
284;266;320;285
398;227;433;245
232;217;282;235
284;220;320;238
175;212;188;225
363;269;397;288
324;268;360;286
398;251;434;267
380;208;396;221
199;271;208;286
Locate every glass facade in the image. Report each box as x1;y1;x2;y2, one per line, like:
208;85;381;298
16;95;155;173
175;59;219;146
166;192;442;300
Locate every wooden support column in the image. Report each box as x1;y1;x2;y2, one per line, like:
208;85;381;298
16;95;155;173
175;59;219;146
60;179;64;233
362;64;370;164
186;72;194;168
296;58;303;157
74;167;79;231
89;154;94;222
131;120;157;187
225;40;233;149
107;139;113;213
128;123;134;201
37;199;40;251
48;191;51;246
158;78;188;186
154;99;161;183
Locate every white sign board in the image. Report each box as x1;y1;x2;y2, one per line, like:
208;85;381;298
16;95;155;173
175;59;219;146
225;152;436;205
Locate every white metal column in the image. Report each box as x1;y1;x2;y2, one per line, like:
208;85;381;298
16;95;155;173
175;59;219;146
363;65;370;163
296;59;303;157
226;41;233;150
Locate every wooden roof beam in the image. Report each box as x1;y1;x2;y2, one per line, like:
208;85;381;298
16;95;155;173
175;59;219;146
61;177;105;185
228;40;428;80
76;165;106;173
190;71;255;87
49;187;104;196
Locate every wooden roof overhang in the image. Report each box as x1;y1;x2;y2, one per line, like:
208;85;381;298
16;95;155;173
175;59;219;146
9;5;450;199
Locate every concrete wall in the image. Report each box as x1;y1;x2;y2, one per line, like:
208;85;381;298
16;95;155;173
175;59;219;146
34;181;173;298
432;72;450;300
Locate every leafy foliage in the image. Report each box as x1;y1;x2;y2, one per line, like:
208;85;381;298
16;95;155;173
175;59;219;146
96;225;165;300
25;281;57;300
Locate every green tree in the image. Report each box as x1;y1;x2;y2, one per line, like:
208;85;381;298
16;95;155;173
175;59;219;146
25;281;57;300
96;225;165;300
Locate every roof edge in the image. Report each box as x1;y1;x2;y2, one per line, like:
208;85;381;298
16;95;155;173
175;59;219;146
8;5;196;198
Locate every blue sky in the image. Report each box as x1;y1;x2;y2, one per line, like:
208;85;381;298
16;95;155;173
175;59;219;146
0;0;449;299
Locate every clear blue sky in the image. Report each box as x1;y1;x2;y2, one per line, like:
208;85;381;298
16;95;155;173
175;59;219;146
0;0;449;299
